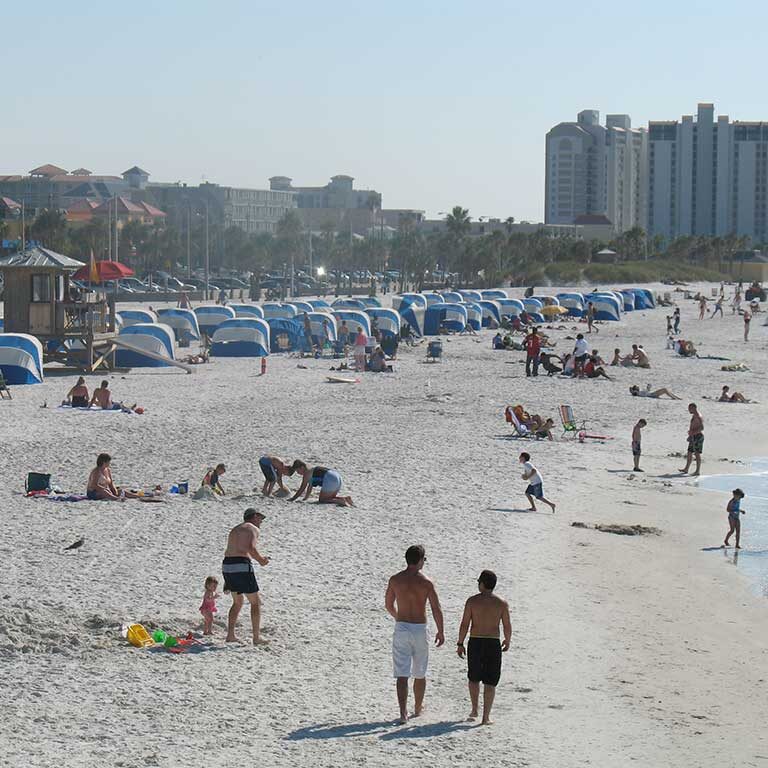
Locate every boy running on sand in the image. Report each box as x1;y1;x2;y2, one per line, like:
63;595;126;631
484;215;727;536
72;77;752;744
519;453;556;512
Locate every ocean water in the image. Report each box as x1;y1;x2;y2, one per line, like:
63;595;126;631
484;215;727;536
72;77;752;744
696;458;768;598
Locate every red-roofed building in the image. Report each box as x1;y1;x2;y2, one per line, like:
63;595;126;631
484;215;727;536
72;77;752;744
65;199;100;223
0;196;22;218
91;196;166;225
29;164;68;178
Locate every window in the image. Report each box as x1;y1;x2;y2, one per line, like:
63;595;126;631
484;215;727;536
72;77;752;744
31;273;51;302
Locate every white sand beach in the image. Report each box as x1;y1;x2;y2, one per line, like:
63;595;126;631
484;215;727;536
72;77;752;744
1;283;767;768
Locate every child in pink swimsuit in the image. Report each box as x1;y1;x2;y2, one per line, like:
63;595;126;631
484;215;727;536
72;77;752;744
199;576;220;635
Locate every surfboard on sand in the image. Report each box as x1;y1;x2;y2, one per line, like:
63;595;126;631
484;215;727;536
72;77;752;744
326;375;359;384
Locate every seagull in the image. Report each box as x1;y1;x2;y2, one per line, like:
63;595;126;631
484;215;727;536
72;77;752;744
64;537;86;551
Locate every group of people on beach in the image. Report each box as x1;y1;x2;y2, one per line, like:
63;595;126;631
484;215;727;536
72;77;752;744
210;518;513;726
63;378;141;413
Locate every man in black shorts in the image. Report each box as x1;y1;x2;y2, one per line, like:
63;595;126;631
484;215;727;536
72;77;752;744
222;509;270;644
456;570;511;725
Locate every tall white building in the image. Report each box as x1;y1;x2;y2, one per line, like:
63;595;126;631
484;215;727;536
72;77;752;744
647;102;768;243
545;110;646;234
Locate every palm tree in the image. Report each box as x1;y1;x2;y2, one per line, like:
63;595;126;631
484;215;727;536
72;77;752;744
445;206;471;284
30;209;68;251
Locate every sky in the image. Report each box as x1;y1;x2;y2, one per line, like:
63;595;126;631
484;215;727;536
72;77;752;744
3;1;768;222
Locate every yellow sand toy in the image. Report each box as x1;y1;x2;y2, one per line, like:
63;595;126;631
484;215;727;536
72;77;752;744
126;623;155;648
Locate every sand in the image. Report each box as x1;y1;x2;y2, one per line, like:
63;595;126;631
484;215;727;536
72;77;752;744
1;282;767;768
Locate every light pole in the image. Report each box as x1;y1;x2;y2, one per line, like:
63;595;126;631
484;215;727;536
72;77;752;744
204;198;210;301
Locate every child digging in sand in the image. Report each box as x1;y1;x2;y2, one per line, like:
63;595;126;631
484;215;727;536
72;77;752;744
200;576;220;635
724;489;746;549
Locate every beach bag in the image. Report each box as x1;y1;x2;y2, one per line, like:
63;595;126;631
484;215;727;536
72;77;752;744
25;472;51;493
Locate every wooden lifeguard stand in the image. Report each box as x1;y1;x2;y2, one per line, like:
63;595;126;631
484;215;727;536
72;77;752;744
0;246;119;373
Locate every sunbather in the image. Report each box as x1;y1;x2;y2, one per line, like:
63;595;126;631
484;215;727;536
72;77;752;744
288;460;353;507
90;380;118;410
629;384;682;400
540;352;562;376
718;386;750;403
64;377;90;408
86;453;139;500
535;418;556;441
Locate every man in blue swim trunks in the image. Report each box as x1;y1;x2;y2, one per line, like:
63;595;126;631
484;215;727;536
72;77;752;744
222;509;270;645
259;455;289;497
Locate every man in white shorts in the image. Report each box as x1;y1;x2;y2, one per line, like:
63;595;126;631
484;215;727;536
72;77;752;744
385;545;445;724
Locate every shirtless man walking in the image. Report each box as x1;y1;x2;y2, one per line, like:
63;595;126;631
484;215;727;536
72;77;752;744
222;509;270;644
457;570;511;725
385;545;445;724
679;403;704;476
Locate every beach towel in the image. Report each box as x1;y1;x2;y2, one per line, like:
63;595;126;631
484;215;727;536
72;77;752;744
47;494;89;502
56;405;136;415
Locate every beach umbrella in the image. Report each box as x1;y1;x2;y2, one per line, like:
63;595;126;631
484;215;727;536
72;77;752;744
540;305;568;316
73;260;134;281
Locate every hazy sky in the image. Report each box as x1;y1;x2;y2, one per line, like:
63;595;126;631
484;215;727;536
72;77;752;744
3;1;768;222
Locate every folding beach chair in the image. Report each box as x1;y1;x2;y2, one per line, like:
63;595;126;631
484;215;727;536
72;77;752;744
426;340;443;362
0;372;11;400
559;404;587;438
504;406;532;438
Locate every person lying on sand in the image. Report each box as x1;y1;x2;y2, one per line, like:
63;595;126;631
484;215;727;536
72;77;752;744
718;385;750;403
287;461;353;507
629;384;682;400
64;376;90;408
540;352;562;376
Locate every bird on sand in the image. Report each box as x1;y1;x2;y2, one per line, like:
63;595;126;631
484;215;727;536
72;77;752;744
64;537;86;551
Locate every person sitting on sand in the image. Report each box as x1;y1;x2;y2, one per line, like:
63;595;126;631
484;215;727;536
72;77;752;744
584;355;613;380
674;339;697;357
631;344;650;368
610;348;621;366
259;456;290;496
287;460;353;507
90;380;118;410
64;376;90;408
86;453;139;500
535;418;556;440
369;346;392;373
492;332;505;350
629;384;682;400
718;385;750;403
204;463;227;495
591;349;606;366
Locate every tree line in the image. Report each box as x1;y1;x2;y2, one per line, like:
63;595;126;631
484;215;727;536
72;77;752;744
2;206;752;286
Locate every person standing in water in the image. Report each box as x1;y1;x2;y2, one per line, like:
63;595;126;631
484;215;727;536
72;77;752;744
724;489;746;549
456;570;511;725
385;545;445;724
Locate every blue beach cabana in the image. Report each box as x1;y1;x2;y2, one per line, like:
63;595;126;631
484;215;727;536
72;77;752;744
115;324;176;367
423;303;468;334
211;318;270;357
194;305;236;336
116;309;157;328
0;333;44;383
229;303;265;320
156;308;200;341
